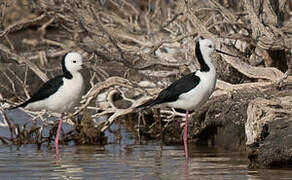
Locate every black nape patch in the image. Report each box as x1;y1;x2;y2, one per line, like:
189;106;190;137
196;41;210;72
62;53;73;79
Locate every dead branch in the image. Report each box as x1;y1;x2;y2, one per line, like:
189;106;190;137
0;0;291;146
0;43;49;82
0;13;47;37
220;52;284;81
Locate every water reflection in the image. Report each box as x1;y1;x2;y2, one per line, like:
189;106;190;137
1;113;292;179
0;142;292;179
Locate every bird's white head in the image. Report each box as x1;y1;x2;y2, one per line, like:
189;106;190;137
198;39;216;57
195;38;216;72
62;52;83;74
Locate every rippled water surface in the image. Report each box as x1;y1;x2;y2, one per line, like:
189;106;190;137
0;112;292;180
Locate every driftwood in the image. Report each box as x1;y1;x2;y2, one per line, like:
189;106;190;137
245;88;292;168
0;0;291;145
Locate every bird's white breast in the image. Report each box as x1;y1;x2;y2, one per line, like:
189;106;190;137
167;69;216;110
26;73;84;113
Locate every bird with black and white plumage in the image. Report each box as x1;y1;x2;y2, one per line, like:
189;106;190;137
11;52;84;158
136;38;237;160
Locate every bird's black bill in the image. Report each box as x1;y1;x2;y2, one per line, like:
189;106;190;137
216;49;239;58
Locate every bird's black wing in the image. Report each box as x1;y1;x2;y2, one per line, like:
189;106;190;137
137;72;200;108
13;75;64;108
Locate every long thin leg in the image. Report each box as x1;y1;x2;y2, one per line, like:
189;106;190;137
183;110;189;160
55;113;63;159
184;158;189;179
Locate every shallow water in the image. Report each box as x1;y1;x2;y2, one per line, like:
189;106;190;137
1;112;292;180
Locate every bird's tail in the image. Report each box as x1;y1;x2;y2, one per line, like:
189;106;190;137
9;102;26;110
135;98;158;110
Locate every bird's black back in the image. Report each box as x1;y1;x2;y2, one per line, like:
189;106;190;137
137;72;200;108
13;75;64;108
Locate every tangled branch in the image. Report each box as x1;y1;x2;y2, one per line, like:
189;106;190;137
0;0;291;145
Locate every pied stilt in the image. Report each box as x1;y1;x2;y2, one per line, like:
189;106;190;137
137;38;236;160
12;52;84;157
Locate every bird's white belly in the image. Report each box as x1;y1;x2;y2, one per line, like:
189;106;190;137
46;86;82;112
167;72;216;110
26;74;84;113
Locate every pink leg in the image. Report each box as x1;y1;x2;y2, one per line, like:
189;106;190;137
183;110;189;160
184;159;189;179
55;114;63;159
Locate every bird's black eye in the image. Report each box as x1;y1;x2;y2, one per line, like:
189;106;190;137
73;60;76;63
208;45;212;48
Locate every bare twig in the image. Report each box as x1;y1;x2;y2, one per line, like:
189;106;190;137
0;14;47;37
